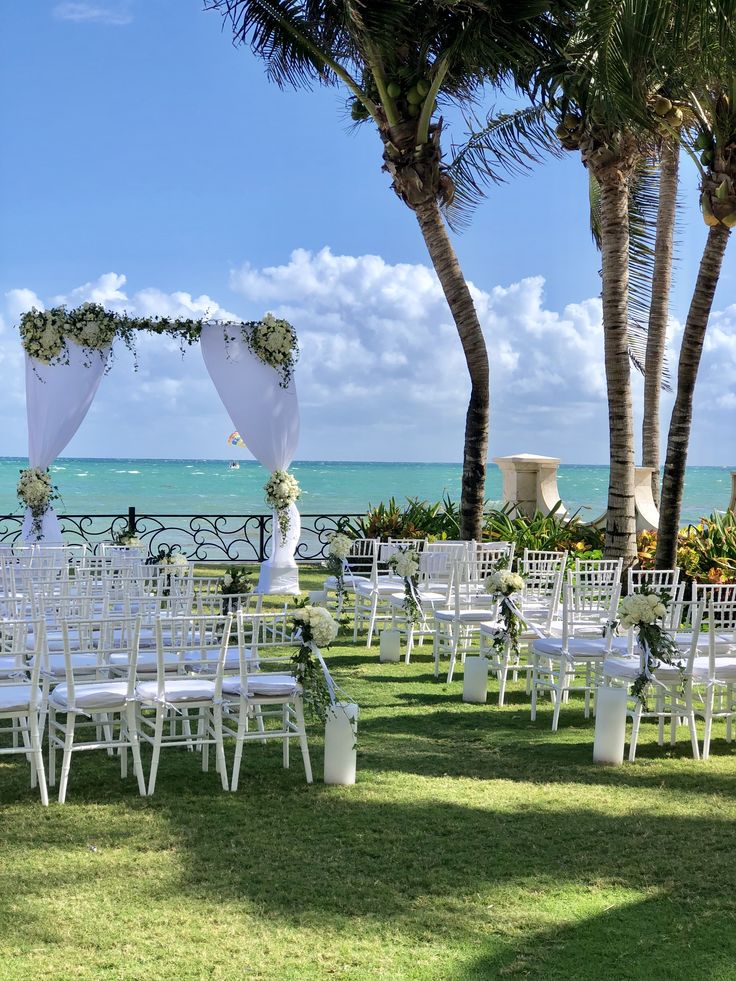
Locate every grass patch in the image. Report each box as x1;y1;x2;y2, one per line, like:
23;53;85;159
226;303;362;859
2;566;736;979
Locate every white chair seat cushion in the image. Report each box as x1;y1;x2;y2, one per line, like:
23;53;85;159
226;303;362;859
674;631;731;651
222;672;299;697
183;646;247;670
435;609;497;623
324;575;367;592
50;681;130;711
355;577;403;596
27;629;64;652
692;656;736;681
136;679;216;703
602;656;640;680
109;651;180;673
30;653;99;677
0;656;26;678
533;637;629;659
0;684;41;713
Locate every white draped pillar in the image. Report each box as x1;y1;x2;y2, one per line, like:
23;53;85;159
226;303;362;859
22;344;109;543
200;323;301;594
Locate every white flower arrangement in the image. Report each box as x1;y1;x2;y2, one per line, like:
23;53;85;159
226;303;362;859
19;303;203;370
618;591;668;629
160;552;190;574
613;586;681;704
484;570;525;597
17;467;59;539
240;313;299;388
113;531;142;547
327;532;352;561
325;531;353;606
388;548;420;580
264;469;301;544
293;604;339;648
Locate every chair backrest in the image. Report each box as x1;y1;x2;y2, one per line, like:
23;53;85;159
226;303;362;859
30;591;91;627
236;609;298;679
61;616;141;705
628;567;680;595
470;542;515;581
566;565;621;628
154;613;232;684
343;538;378;580
0;618;42;690
692;582;736;620
522;549;568;569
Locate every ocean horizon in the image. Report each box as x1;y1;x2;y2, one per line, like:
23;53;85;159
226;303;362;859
0;456;733;526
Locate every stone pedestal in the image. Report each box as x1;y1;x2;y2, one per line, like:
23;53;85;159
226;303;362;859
590;466;660;532
492;454;566;518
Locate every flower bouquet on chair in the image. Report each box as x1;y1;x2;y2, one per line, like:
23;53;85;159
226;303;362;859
613;587;682;704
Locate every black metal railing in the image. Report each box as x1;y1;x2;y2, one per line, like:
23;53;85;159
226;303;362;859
0;508;364;563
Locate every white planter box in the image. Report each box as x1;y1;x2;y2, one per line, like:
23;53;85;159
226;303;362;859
324;702;359;785
593;685;628;765
463;656;489;704
379;629;401;662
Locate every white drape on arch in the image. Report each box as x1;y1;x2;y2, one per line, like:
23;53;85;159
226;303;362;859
200;322;301;594
22;344;110;543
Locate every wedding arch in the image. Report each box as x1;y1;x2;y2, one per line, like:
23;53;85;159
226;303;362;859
16;304;302;594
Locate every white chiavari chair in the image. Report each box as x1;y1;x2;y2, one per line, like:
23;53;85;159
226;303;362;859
0;618;48;805
48;616;145;802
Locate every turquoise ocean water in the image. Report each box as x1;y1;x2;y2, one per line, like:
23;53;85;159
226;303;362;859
0;457;732;525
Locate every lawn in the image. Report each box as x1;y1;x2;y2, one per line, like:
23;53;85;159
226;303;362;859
2;567;736;980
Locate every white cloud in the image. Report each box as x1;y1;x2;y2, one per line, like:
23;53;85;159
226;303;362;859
1;252;735;464
5;288;44;319
53;2;132;26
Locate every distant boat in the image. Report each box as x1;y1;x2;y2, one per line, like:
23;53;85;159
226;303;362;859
228;461;240;470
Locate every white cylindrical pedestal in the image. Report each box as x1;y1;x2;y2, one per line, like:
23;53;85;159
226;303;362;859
379;629;401;662
593;686;628;765
324;702;359;785
308;590;328;606
463;656;489;703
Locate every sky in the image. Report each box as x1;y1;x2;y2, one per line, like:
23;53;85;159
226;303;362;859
0;0;734;465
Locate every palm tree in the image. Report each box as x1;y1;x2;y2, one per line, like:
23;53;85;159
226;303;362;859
202;0;574;540
641;140;679;505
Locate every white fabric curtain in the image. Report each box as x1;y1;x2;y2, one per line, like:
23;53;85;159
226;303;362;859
22;344;109;543
200;323;301;593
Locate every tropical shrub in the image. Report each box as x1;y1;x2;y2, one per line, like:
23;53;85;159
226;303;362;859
639;511;736;582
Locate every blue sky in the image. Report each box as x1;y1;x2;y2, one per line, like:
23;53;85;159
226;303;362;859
0;0;734;465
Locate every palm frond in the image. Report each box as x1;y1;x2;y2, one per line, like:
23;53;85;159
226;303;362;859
445;102;561;229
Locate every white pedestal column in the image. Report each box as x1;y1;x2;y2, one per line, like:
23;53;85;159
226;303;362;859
324;702;358;785
463;656;489;703
492;453;566;518
379;629;401;662
593;686;628;765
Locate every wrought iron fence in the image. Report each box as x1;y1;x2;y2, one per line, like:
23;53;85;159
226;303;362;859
0;508;364;563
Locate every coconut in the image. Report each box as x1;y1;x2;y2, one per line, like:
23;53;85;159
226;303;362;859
555;123;569;138
563;113;581;129
664;107;683;126
407;102;420;117
653;96;672;117
694;132;709;151
406;87;423;105
701;149;715;166
387;81;401;98
416;79;430;97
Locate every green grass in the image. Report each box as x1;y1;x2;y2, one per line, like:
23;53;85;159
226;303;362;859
3;567;736;979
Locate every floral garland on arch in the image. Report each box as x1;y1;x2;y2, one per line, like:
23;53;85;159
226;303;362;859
226;313;299;389
264;470;301;545
388;546;422;626
483;567;525;660
17;467;60;540
19;303;203;371
612;587;682;705
324;531;353;605
292;601;340;721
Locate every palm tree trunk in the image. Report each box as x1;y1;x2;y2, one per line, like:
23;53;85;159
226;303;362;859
642;141;679;504
599;172;637;564
413;198;489;541
656;223;730;568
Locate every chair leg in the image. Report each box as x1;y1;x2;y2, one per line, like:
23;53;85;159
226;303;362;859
58;713;77;804
126;703;146;796
29;712;48;807
230;701;248;792
147;707;165;796
213;705;228;790
702;685;715;761
551;669;565;732
48;707;57;787
282;704;290;769
294;698;312;784
685;689;700;761
433;630;440;679
366;594;379;648
531;653;539;721
629;702;643;762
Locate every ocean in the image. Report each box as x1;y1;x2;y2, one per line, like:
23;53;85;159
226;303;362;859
0;457;733;525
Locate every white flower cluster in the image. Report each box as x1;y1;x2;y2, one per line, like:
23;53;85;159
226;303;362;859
223;573;233;588
264;470;301;510
115;534;142;546
19;303;117;366
327;532;352;561
294;604;339;648
17;467;53;511
389;548;420;580
19;309;66;363
619;591;668;629
243;314;299;387
484;570;525;596
160;553;190;574
264;470;301;545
